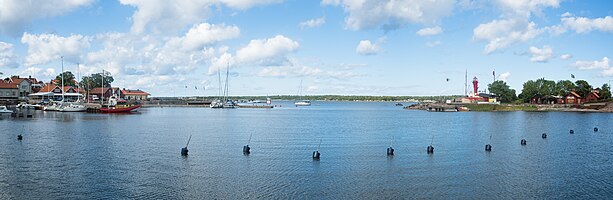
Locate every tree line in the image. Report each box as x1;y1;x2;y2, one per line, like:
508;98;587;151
488;78;611;103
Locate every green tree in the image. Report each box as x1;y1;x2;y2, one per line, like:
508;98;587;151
519;80;538;103
600;83;611;99
488;80;517;103
55;71;77;87
574;80;592;97
80;73;114;90
556;80;576;96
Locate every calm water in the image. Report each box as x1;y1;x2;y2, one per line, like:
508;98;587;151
1;101;613;199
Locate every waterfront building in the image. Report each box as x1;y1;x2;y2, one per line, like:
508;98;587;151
120;89;150;101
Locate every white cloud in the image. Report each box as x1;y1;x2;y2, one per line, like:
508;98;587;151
119;0;282;35
235;35;299;65
166;23;240;51
20;67;56;81
21;32;91;67
529;45;553;63
300;17;326;29
323;0;455;31
0;0;94;36
356;40;381;55
498;72;511;82
257;65;359;79
572;57;613;77
416;26;443;36
560;54;572;60
426;40;441;47
472;0;560;54
561;15;613;34
473;19;543;54
0;42;19;68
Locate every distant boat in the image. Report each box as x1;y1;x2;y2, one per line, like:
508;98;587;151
0;106;12;116
211;62;235;109
58;102;87;112
395;103;404;106
294;80;311;107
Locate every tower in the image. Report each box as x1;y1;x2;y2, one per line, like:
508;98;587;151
472;76;478;95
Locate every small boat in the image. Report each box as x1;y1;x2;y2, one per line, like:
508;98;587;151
395;103;404;106
58;102;87;112
0;106;13;115
294;100;311;106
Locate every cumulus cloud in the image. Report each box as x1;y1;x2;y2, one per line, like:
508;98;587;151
473;19;543;54
120;0;282;35
300;17;326;29
322;0;455;31
166;23;240;51
416;26;443;36
0;0;94;36
356;40;382;55
529;45;553;63
0;42;19;68
498;72;511;82
257;65;359;79
561;14;613;34
20;67;57;81
235;35;299;65
21;33;91;67
572;57;613;77
472;0;560;54
560;54;572;60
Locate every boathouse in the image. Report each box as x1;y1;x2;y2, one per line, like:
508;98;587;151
585;89;600;103
120;89;150;101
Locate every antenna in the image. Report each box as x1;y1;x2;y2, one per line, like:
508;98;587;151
248;133;252;145
317;139;321;152
185;135;192;148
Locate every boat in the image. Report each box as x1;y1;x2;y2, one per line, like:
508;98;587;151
294;80;311;107
0;106;12;116
44;101;61;111
395;103;404;106
100;96;141;113
58;102;87;112
211;62;235;109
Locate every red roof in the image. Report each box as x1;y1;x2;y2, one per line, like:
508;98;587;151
90;87;112;94
567;91;581;98
121;89;150;96
0;81;17;89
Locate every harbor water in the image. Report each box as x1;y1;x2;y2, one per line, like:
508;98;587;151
1;101;613;199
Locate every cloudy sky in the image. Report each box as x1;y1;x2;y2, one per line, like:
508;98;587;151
0;0;612;96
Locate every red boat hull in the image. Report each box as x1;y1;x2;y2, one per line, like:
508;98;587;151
99;104;141;113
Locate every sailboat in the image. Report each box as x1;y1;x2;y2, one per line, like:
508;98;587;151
294;80;311;106
99;70;141;113
58;62;86;112
211;62;235;109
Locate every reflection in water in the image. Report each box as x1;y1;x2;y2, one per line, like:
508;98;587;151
1;102;613;199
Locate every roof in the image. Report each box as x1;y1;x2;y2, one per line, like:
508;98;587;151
121;89;150;96
90;87;112;94
588;92;600;98
38;85;78;93
0;81;18;89
567;91;581;98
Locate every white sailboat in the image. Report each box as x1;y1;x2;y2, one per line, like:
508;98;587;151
211;62;235;108
58;61;86;112
294;80;311;106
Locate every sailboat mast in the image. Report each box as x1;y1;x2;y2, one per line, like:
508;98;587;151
61;56;65;101
225;62;230;102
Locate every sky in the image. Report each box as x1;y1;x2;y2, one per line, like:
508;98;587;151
0;0;612;97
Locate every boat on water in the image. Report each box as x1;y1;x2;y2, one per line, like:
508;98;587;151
395;103;404;106
294;100;311;106
294;80;311;107
0;106;12;115
210;62;235;109
58;102;87;112
100;96;140;113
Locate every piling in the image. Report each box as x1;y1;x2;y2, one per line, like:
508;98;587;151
181;135;192;156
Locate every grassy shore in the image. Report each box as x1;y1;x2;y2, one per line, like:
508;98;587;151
465;104;539;112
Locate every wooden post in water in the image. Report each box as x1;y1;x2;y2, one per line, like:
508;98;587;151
181;135;192;156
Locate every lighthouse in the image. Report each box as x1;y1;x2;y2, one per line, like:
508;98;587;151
472;76;479;95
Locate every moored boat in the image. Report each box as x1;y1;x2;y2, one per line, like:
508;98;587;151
100;103;141;113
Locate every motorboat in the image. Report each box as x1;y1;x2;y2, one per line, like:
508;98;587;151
58;102;87;112
0;106;12;116
294;100;311;106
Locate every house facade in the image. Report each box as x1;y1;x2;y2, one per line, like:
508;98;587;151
0;81;19;100
565;92;582;104
120;89;150;100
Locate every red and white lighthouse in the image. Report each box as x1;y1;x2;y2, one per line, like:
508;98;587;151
472;76;478;95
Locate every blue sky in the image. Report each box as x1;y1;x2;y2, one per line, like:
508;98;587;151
1;0;612;96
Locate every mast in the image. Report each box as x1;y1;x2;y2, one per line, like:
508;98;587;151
61;56;65;102
464;69;467;96
218;65;222;100
224;62;230;103
102;69;105;106
77;62;80;101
